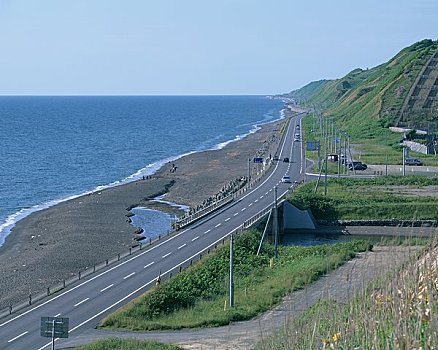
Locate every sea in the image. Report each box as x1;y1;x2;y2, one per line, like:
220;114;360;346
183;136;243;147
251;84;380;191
0;95;284;246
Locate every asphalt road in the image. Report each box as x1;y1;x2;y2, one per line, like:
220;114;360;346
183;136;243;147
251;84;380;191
0;113;304;350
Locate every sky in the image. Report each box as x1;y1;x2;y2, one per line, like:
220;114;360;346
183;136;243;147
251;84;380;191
0;0;437;95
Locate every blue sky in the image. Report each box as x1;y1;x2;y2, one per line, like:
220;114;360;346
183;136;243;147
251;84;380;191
0;0;437;95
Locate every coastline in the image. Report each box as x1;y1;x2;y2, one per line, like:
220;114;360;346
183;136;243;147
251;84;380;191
0;115;288;309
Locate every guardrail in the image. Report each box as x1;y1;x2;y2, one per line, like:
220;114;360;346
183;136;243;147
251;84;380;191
0;117;293;319
174;195;234;230
0;188;293;320
0;231;173;319
175;116;291;230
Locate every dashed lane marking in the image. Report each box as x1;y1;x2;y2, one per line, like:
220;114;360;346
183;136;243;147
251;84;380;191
248;203;253;207
162;252;172;259
241;207;246;211
8;331;28;343
144;261;155;268
215;223;221;228
123;272;136;280
260;195;264;199
233;212;239;216
54;313;61;317
192;236;199;241
204;229;211;234
100;284;114;292
74;298;89;307
178;243;186;249
225;217;230;222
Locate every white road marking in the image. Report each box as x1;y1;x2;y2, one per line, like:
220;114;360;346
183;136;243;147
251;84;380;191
260;195;264;199
162;252;172;259
233;212;239;216
204;229;211;234
241;207;246;211
225;217;230;222
192;236;199;242
54;313;61;317
4;107;296;339
248;203;253;207
144;261;155;268
44;222;248;350
123;272;136;280
215;223;221;228
100;284;114;292
265;192;269;195
178;243;186;249
254;199;258;203
8;331;28;343
74;298;89;307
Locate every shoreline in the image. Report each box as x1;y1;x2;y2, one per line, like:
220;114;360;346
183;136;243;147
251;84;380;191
0;107;286;247
0;115;288;309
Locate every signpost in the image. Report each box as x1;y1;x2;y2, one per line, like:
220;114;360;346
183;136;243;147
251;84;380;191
306;141;320;151
41;317;69;350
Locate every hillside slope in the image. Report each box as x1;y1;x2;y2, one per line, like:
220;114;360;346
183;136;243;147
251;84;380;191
281;39;438;137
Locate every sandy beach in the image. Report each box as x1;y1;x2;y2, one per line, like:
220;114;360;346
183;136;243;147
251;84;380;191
0;116;288;310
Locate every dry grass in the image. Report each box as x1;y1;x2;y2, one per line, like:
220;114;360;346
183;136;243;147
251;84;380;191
256;241;438;349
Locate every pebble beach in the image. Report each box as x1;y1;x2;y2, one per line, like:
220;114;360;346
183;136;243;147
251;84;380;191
0;117;286;310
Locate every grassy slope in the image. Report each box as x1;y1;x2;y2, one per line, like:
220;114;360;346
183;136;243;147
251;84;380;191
100;231;370;331
284;40;438;165
255;243;437;350
288;176;438;221
76;339;182;350
291;39;437;136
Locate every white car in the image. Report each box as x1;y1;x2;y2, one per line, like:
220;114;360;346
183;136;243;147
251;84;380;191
281;175;291;183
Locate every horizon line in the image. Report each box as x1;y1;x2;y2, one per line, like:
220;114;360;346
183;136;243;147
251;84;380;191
0;93;281;97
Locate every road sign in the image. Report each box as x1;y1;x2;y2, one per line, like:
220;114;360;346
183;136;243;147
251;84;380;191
41;317;69;338
253;157;263;163
306;141;320;151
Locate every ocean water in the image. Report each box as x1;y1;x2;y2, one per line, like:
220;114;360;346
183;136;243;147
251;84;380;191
0;96;284;246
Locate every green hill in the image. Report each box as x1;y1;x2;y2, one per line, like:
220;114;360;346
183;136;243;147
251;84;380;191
281;39;438;138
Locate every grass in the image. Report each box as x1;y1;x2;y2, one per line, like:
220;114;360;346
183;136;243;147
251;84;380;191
289;175;438;220
100;231;371;331
75;338;183;350
255;241;438;350
303;114;438;170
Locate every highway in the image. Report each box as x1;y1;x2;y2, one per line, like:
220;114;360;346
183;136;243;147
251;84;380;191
0;113;305;349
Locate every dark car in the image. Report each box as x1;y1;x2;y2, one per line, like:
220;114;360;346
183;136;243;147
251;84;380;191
283;157;289;163
405;158;422;166
348;162;367;170
273;155;280;161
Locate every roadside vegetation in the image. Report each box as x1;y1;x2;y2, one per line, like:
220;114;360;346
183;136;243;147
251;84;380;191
289;175;438;221
100;231;371;331
255;242;438;350
302;113;438;170
76;338;182;350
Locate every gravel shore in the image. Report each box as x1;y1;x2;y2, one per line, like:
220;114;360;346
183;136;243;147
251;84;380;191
0;117;287;310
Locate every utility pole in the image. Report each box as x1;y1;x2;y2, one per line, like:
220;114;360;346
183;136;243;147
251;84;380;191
402;147;406;176
248;158;251;187
343;134;347;174
229;233;234;307
273;186;279;258
337;133;341;178
324;141;328;196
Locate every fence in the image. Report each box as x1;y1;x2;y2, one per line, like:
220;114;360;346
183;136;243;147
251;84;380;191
0;233;171;319
0;117;292;319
